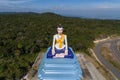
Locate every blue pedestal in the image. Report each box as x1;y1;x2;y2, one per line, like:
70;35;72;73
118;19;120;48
38;47;83;80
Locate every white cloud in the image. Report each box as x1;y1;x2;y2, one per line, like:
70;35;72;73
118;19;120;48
91;2;120;9
66;2;120;10
0;0;33;4
0;0;35;12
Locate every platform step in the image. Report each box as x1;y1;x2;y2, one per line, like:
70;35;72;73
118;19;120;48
43;69;78;74
44;58;76;64
40;74;79;80
38;47;83;80
43;65;77;70
44;63;77;68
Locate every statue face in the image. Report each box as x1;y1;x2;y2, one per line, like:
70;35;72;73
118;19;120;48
57;28;63;35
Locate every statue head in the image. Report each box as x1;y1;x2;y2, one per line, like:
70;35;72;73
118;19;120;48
57;25;63;35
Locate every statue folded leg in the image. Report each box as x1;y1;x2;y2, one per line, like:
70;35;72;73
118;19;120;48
55;47;65;54
53;47;65;58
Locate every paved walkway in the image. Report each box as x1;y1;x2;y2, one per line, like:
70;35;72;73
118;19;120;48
77;54;106;80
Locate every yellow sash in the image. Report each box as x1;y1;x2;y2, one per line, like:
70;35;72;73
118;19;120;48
56;34;65;48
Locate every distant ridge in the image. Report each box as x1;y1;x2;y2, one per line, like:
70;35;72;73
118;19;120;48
0;12;64;17
0;12;120;20
0;12;38;14
0;12;59;15
40;12;63;16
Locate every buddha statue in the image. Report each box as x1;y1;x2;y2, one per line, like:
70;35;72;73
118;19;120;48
52;26;68;58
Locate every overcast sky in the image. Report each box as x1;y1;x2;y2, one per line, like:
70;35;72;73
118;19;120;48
0;0;120;19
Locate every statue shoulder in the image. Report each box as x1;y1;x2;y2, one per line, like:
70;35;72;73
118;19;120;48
53;34;57;38
64;34;67;37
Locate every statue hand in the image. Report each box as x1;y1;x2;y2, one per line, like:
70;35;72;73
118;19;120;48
64;49;68;55
52;49;55;55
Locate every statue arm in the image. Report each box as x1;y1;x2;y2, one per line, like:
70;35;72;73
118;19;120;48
65;35;68;50
52;35;56;55
64;35;68;55
52;35;55;50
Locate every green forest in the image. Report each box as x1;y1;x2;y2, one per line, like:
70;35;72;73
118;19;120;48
0;12;120;80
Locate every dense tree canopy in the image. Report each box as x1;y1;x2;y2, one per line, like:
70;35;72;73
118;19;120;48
0;12;120;79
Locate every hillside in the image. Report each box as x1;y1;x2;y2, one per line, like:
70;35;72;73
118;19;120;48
0;12;120;79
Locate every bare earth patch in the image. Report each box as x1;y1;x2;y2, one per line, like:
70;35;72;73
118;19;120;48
119;46;120;52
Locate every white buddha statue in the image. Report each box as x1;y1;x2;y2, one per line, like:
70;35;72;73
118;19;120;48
52;26;68;58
